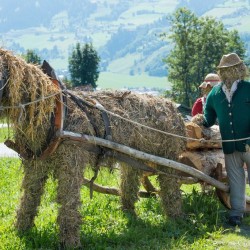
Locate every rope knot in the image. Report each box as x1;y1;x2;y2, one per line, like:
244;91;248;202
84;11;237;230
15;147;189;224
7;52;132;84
18;104;25;122
199;138;206;144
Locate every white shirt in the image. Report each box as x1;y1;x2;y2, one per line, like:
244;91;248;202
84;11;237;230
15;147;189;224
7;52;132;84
222;80;240;103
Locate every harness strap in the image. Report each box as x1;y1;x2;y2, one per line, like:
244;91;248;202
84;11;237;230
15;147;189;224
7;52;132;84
0;79;4;103
37;78;65;160
38;85;113;160
65;91;100;136
51;79;64;131
93;100;112;140
64;90;112;140
0;70;7;104
34;61;66;160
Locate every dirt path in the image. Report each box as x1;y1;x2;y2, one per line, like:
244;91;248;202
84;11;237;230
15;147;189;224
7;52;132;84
0;143;18;158
0;124;18;158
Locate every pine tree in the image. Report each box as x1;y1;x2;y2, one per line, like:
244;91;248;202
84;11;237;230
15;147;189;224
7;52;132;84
23;49;41;65
69;42;100;88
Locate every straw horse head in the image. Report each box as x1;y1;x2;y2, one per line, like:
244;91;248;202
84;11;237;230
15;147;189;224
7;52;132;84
0;49;186;249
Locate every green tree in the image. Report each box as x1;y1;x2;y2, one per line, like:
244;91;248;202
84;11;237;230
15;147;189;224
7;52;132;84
23;49;41;64
225;30;246;57
163;8;246;107
163;8;199;106
61;76;72;89
69;42;100;88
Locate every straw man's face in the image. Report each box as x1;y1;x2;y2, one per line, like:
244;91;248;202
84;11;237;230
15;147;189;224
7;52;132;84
218;63;248;88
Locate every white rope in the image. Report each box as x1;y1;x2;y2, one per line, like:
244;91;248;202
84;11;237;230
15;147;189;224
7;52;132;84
97;105;250;143
18;104;26;122
0;78;9;91
0;91;61;110
1;89;250;143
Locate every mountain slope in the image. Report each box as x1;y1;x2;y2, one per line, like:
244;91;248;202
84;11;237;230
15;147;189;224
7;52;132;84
0;0;250;77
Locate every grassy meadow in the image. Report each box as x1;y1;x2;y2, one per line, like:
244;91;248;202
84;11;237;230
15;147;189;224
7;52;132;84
1;156;250;249
0;127;13;143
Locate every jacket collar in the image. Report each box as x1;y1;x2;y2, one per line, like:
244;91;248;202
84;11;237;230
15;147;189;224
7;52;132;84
222;80;240;102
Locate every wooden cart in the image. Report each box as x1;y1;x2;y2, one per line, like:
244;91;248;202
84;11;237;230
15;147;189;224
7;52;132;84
57;120;250;212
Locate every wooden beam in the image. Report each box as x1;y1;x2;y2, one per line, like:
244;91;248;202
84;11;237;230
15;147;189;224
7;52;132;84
57;130;229;193
83;177;155;198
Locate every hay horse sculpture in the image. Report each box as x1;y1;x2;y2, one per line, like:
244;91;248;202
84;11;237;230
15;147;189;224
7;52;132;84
0;49;188;248
0;49;244;248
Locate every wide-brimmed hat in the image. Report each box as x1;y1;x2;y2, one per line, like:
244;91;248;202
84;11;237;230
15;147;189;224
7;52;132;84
199;73;221;88
217;53;243;68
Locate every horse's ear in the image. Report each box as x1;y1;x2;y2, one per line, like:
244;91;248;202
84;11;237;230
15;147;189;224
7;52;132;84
41;60;57;79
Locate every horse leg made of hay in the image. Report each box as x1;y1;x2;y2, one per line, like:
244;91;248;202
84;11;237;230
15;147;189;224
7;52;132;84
119;162;182;217
52;145;87;247
15;159;50;231
0;49;187;248
15;146;88;248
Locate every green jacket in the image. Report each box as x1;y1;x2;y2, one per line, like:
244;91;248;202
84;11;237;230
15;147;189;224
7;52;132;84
203;80;250;154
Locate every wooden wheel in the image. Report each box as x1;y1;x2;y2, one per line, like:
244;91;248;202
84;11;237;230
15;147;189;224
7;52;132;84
214;163;250;213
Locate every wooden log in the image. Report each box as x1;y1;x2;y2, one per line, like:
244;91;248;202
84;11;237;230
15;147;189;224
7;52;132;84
179;150;225;177
180;148;250;205
83;177;153;198
185;122;222;150
185;122;202;139
57;130;229;192
141;176;157;193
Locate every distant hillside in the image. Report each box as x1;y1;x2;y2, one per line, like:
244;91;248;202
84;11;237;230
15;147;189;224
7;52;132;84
0;0;97;32
1;0;250;78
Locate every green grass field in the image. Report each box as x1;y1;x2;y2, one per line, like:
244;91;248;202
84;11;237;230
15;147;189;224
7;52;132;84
0;127;13;143
1;157;250;249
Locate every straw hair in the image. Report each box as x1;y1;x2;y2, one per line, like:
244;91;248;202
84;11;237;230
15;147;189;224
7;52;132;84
217;53;243;68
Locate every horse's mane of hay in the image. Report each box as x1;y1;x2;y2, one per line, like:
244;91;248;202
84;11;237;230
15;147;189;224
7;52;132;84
0;48;58;141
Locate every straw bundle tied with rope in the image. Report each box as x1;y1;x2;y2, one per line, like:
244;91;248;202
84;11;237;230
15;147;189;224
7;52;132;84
0;48;187;248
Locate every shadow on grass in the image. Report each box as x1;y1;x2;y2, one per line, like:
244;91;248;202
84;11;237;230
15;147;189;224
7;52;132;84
223;213;250;238
82;189;250;249
17;226;59;250
16;189;250;250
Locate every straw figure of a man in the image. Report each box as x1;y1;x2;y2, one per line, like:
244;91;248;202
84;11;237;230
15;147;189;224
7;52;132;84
192;53;250;227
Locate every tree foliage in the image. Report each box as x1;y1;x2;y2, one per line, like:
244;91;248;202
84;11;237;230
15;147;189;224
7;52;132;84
69;43;100;88
164;8;246;107
23;49;41;65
